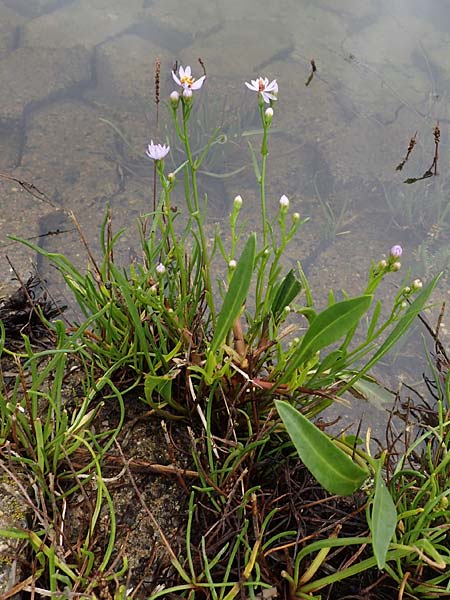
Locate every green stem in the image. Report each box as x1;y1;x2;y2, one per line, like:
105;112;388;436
181;101;215;320
260;104;269;248
159;167;187;303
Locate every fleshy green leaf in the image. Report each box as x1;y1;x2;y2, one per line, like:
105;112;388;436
209;234;256;355
283;295;372;381
275;400;369;495
371;465;397;569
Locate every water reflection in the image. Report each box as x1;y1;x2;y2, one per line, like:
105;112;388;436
0;0;449;383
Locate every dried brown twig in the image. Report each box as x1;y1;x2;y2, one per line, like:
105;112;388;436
395;132;417;171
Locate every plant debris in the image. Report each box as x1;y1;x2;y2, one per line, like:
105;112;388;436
0;275;63;342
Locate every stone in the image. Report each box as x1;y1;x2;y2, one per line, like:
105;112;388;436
17;99;119;210
190;19;293;78
343;15;435;65
0;46;91;128
317;0;377;18
0;4;24;55
0;176;51;282
22;0;143;49
3;0;71;19
142;0;221;44
92;34;171;107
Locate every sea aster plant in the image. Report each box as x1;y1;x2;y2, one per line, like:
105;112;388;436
172;65;206;94
245;76;278;103
146;140;170;161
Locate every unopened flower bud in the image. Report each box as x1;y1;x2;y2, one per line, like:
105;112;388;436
401;301;408;309
391;261;401;272
233;195;243;209
265;107;274;124
156;263;166;275
403;286;410;294
378;259;387;269
283;305;291;314
183;87;193;99
279;194;289;211
170;90;180;107
292;212;300;223
390;245;403;259
412;278;423;291
167;172;176;182
228;259;237;269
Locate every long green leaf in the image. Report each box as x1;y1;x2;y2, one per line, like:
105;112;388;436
275;400;368;495
209;234;256;354
371;464;397;569
283;295;372;381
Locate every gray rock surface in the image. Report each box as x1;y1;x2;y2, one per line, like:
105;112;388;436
144;0;221;43
22;0;144;49
0;3;24;55
3;0;72;18
0;46;91;128
17;100;118;208
190;19;293;78
93;34;171;107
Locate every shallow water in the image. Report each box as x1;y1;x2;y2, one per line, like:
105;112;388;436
0;0;449;413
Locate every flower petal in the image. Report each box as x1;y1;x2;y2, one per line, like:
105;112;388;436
172;71;181;86
261;92;273;103
191;75;206;90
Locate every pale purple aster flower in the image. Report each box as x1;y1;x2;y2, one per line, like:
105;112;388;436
390;245;403;259
146;140;170;161
172;65;206;93
245;76;278;103
156;263;166;275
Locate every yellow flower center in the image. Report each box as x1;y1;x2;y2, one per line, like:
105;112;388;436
180;75;195;87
